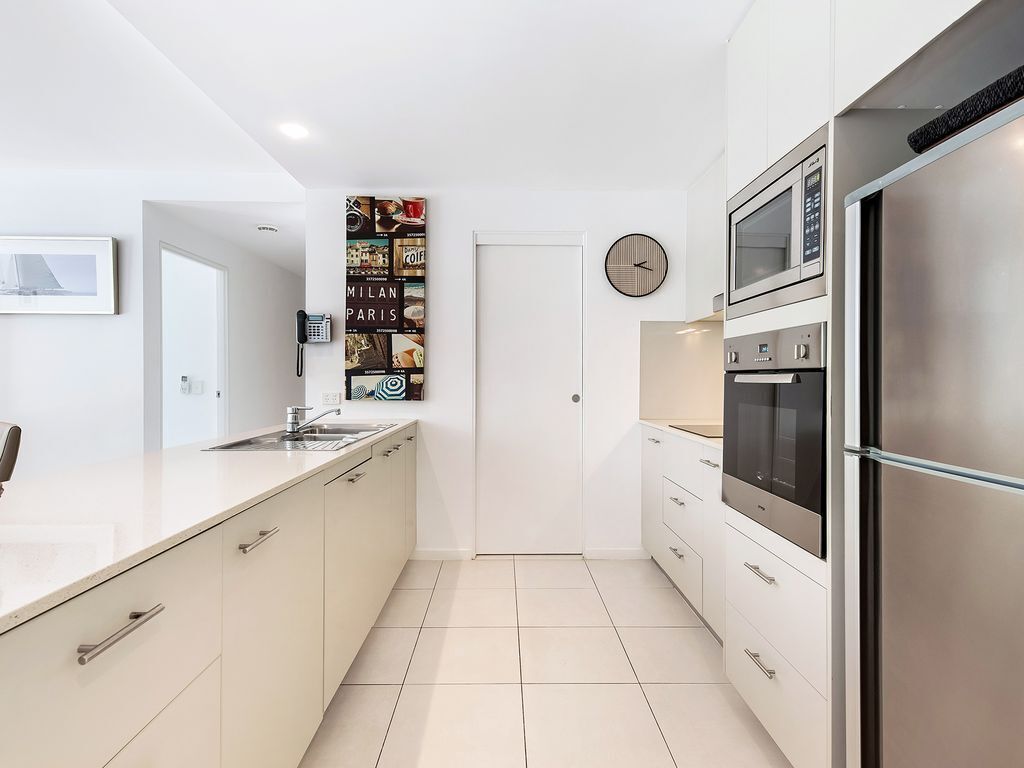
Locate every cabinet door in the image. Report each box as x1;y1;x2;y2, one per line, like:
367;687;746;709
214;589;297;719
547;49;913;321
375;438;408;585
323;456;387;704
222;479;324;768
403;428;418;557
685;154;727;322
641;427;665;555
766;0;830;165
699;447;726;637
105;659;220;768
726;0;770;198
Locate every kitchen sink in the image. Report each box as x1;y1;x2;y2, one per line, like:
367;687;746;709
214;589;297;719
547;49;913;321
207;423;396;451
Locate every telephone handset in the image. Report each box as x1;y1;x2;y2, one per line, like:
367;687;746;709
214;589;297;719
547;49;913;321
295;310;332;377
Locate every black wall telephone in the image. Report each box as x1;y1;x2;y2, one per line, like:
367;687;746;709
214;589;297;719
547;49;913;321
295;310;332;377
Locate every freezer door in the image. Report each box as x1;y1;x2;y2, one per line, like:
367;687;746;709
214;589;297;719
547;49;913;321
868;112;1024;478
864;460;1024;767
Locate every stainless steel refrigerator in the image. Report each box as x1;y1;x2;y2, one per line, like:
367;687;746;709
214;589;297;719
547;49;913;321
845;100;1024;768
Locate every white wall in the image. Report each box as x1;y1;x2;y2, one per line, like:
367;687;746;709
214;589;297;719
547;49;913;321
639;321;724;420
144;204;304;447
0;170;302;478
305;189;688;558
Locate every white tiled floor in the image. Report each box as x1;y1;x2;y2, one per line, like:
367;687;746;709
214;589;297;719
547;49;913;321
301;557;791;768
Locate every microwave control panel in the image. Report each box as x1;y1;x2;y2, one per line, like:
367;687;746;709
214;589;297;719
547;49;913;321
724;322;825;372
802;149;825;265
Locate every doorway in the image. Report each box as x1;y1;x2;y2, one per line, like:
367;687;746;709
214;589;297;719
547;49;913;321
161;246;227;447
475;233;584;554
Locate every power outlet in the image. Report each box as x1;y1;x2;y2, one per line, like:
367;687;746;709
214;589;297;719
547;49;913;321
322;391;341;406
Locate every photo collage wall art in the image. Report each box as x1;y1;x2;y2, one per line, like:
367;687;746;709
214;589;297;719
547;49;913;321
344;195;426;400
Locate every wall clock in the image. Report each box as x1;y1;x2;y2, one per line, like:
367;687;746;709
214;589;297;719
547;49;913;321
604;234;668;297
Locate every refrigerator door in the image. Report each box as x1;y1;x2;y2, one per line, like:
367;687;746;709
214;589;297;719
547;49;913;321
866;112;1024;478
860;458;1024;767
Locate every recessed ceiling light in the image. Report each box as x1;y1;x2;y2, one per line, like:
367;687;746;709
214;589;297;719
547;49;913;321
278;122;309;140
256;224;279;233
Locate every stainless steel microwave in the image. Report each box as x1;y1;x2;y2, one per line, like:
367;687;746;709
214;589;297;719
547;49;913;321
727;125;828;319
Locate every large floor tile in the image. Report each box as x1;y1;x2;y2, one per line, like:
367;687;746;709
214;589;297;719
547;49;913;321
375;589;432;628
436;559;516;588
523;684;675;768
423;588;518;627
619;627;727;683
377;684;525;768
514;559;595;589
514;554;583;561
516;588;610;627
395;560;442;589
342;628;419;684
406;628;520;684
519;627;635;683
599;587;702;627
644;683;790;767
299;685;400;767
586;559;672;590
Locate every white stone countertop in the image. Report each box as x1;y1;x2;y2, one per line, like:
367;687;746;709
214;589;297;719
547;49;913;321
639;419;724;450
0;419;416;635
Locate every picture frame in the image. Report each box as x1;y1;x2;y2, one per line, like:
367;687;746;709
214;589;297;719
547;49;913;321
0;236;118;314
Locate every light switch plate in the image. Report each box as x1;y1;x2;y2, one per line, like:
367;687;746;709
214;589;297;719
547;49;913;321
322;391;341;405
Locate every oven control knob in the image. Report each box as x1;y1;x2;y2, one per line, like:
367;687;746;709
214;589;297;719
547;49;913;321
727;351;739;364
794;343;809;360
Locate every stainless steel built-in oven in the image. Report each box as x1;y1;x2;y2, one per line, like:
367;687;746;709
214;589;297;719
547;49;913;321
722;323;826;557
727;125;828;319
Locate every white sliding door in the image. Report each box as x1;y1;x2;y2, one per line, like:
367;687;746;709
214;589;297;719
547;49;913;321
475;239;583;554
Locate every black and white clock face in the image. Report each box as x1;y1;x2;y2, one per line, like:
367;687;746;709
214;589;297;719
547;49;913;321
604;234;668;297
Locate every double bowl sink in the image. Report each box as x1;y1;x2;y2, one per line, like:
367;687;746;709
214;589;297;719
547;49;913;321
207;423;396;452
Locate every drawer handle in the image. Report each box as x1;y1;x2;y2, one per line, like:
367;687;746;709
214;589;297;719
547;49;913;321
743;562;777;584
381;449;394;458
391;444;402;451
744;648;777;680
347;472;367;484
699;458;720;469
77;604;165;666
668;546;685;559
668;496;685;507
406;436;416;442
239;527;280;554
647;437;661;444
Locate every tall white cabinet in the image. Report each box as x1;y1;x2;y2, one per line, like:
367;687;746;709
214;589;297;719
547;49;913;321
684;154;726;322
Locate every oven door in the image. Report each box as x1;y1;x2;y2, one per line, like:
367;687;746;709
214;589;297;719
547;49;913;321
722;369;826;556
729;164;804;304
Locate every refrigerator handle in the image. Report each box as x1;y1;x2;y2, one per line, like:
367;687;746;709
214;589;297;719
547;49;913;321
845;201;863;450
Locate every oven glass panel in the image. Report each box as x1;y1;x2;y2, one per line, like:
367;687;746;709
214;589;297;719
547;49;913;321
724;371;825;516
734;189;794;290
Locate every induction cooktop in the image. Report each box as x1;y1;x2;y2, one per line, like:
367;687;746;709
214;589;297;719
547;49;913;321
669;424;723;439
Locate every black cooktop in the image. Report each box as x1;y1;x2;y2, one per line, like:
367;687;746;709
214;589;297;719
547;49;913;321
669;424;723;439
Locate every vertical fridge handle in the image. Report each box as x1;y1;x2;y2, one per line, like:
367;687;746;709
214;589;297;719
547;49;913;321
845;201;862;451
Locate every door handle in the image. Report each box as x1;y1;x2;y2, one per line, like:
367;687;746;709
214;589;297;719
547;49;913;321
571;394;581;403
647;437;661;445
77;604;165;666
239;527;279;554
699;458;720;469
734;373;801;384
668;546;685;559
743;562;777;584
347;472;367;484
668;496;685;507
744;648;776;679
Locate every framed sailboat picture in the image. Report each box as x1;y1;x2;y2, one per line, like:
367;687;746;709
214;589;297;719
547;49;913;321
0;236;118;314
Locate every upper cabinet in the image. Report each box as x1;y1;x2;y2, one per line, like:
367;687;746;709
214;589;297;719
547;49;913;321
726;0;830;199
684;154;726;322
834;0;984;113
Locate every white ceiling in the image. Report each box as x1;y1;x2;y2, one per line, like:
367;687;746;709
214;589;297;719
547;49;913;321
107;0;751;190
155;201;306;276
0;0;282;173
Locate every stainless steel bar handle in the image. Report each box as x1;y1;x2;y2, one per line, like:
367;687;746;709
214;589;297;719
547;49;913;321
743;562;777;584
699;458;720;468
391;444;402;451
239;527;280;554
734;373;800;384
744;648;776;679
347;472;367;484
382;449;394;457
406;436;415;442
668;546;685;560
668;496;685;506
647;437;661;444
77;604;165;666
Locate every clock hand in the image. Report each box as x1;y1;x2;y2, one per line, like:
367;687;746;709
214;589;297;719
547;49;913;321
633;260;648;267
635;264;653;272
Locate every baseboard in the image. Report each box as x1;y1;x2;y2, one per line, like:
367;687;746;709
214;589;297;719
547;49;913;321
583;547;650;560
410;547;473;560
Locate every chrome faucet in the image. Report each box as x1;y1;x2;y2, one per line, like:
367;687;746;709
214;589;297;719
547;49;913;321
285;406;341;433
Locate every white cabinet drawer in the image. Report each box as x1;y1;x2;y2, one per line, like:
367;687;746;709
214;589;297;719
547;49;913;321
726;524;827;693
105;659;220;768
662;477;703;553
664;434;703;498
725;604;827;768
653;524;703;614
0;529;222;768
